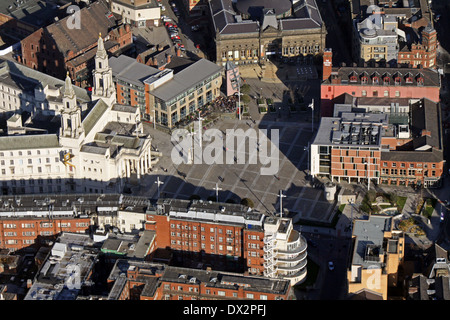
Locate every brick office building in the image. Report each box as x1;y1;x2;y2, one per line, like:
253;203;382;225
19;0;133;86
397;23;438;69
109;54;222;127
145;198;308;285
321;49;441;117
311;94;445;188
107;259;292;300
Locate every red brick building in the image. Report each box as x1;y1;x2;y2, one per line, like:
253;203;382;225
397;20;437;69
0;217;90;252
107;259;292;300
320;49;440;117
312;95;445;188
19;0;132;86
145;199;266;275
145;199;308;285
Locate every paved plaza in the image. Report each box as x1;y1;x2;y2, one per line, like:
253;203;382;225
132;118;337;224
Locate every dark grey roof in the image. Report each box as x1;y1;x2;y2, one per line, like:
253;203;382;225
280;18;321;30
148;59;222;102
235;0;292;18
161;265;291;294
109;55;159;87
0;0;61;28
351;216;392;268
325;66;440;87
380;148;443;163
210;0;322;35
410;98;442;150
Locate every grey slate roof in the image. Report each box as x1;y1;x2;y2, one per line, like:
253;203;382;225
148;59;222;102
0;59;90;102
410;98;442;150
109;55;159;87
0;133;59;151
351;216;392;268
325;66;440;87
0;0;61;28
82;99;110;135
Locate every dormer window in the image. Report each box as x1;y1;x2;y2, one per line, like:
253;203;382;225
361;76;368;84
372;76;379;85
394;76;401;85
405;76;413;84
383;76;390;85
416;73;424;86
349;72;358;82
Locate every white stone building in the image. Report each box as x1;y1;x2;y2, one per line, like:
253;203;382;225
0;36;159;195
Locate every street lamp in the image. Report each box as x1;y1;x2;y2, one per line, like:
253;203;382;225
348;198;354;234
308;99;314;131
304;141;310;175
186;129;196;164
278;190;286;218
214;182;222;202
236;89;243;121
152;110;156;129
197;110;204;149
155;176;164;199
364;159;370;191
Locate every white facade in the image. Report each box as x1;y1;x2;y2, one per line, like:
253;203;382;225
0;37;158;196
0;60;90;117
111;0;161;26
263;216;308;285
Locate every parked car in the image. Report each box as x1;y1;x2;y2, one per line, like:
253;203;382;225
328;261;335;271
162;15;172;22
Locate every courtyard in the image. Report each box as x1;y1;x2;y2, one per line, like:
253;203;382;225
133;118;337;224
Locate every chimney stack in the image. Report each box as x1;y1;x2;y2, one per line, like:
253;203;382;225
322;48;332;81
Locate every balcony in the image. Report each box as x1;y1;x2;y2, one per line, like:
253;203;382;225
276;251;307;265
281;267;307;286
278;233;307;255
276;254;307;273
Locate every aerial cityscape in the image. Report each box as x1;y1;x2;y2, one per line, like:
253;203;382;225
0;0;448;306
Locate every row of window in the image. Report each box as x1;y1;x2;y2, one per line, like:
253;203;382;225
0;149;57;157
170;240;237;251
381;168;437;177
163;284;269;299
171;232;236;242
383;162;437;168
0;157;59;166
170;224;237;235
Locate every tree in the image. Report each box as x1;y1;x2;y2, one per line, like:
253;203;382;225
240;83;251;94
240;94;250;104
240;198;254;208
366;189;377;203
189;194;201;201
